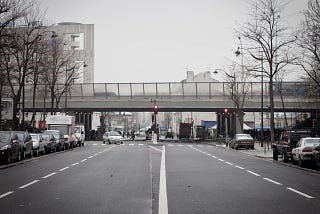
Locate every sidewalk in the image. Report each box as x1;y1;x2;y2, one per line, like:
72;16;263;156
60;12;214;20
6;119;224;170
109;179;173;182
212;141;273;159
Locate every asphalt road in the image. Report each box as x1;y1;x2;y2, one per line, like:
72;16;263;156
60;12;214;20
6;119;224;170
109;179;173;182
0;141;319;214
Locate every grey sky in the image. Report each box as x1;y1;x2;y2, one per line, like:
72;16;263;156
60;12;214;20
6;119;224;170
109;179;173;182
39;0;308;83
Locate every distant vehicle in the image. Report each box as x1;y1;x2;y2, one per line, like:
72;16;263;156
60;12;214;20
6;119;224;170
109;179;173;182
11;131;33;159
43;130;65;151
165;132;174;139
75;125;85;146
41;132;57;153
0;131;21;164
30;133;46;156
230;134;254;150
179;123;192;140
312;143;320;168
103;131;123;144
292;137;320;167
196;125;206;141
272;129;314;162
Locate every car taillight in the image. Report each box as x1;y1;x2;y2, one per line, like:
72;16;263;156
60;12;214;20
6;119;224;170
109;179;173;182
302;149;312;152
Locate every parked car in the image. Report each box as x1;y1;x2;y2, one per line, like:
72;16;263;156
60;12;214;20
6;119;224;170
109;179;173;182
272;129;314;162
103;131;123;144
0;131;21;164
43;130;65;151
292;137;320;167
230;134;255;149
30;133;46;156
165;132;174;139
41;132;57;153
11;131;33;159
312;143;320;168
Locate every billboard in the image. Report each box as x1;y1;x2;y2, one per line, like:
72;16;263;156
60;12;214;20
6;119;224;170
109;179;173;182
1;98;14;120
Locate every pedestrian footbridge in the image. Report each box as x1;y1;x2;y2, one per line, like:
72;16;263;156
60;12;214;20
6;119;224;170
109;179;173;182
18;81;319;112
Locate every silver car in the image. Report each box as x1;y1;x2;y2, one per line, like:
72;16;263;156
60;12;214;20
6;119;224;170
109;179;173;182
292;137;320;167
230;134;254;150
30;133;46;157
103;131;123;144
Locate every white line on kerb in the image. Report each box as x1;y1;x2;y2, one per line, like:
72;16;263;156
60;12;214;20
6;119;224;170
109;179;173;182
234;165;245;170
158;145;168;214
246;170;261;177
71;162;79;166
19;180;40;189
58;166;69;172
0;191;14;199
42;172;57;179
263;178;282;185
287;187;314;199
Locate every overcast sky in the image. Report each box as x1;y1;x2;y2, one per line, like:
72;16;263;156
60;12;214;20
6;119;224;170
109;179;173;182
39;0;308;83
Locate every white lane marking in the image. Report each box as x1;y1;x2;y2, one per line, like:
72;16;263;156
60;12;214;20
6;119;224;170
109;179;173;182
246;170;261;177
158;145;168;214
286;187;314;199
234;165;245;170
0;191;14;199
225;162;234;166
178;145;183;147
138;144;144;146
80;158;87;162
71;162;79;166
19;180;40;189
263;178;282;186
93;143;98;146
129;143;134;146
218;159;224;162
210;155;217;159
88;156;93;159
42;172;57;179
58;166;69;172
149;145;163;152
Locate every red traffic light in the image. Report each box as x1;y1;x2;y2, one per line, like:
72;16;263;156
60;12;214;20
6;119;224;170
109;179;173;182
224;108;228;113
153;105;159;114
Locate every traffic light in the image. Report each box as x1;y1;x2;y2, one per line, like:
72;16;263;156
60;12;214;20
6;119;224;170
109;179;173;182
153;104;159;115
224;108;228;113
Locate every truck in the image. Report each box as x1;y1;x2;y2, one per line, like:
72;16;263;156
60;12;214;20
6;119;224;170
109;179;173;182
45;115;76;149
75;124;85;146
195;125;206;141
178;123;192;140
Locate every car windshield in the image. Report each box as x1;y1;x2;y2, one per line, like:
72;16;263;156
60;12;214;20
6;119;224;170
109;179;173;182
44;131;59;139
109;131;120;136
16;133;25;141
0;132;10;143
31;135;39;141
304;138;320;146
235;134;252;140
75;127;81;133
41;134;51;140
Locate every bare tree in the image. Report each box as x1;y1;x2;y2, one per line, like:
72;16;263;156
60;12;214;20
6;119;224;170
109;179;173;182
163;112;172;129
298;0;320;97
237;0;297;144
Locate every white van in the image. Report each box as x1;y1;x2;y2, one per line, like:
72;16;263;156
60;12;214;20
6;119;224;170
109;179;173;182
75;125;85;146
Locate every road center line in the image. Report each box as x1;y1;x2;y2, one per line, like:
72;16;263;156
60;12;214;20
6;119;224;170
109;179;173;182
263;178;282;185
80;158;87;162
71;162;79;166
88;156;93;159
225;162;234;166
19;180;40;189
58;166;69;172
234;165;245;170
158;145;168;214
42;172;57;179
246;170;261;177
286;187;314;199
0;191;14;199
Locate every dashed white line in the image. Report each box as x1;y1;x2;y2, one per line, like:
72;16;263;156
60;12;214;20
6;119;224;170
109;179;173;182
80;158;87;162
287;187;314;199
263;178;282;185
178;145;183;147
218;159;224;162
19;180;40;189
225;162;234;166
246;170;261;177
71;162;79;166
138;144;144;146
129;143;134;146
58;166;69;172
42;172;57;179
234;165;245;170
93;143;98;146
88;156;93;159
0;191;14;199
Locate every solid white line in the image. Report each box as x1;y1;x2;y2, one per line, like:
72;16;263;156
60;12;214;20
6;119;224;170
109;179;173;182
234;165;245;170
225;162;234;166
263;178;282;185
158;145;168;214
0;191;14;199
80;158;87;162
71;162;79;166
42;172;57;179
149;145;162;152
287;187;314;199
19;180;40;189
58;166;69;172
246;170;261;177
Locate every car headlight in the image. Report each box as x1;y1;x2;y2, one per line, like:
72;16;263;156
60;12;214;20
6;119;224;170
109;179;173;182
0;145;9;150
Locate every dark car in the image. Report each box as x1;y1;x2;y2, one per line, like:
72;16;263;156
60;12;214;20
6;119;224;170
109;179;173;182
0;131;21;164
165;132;174;139
11;131;33;159
41;132;57;153
43;130;65;151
